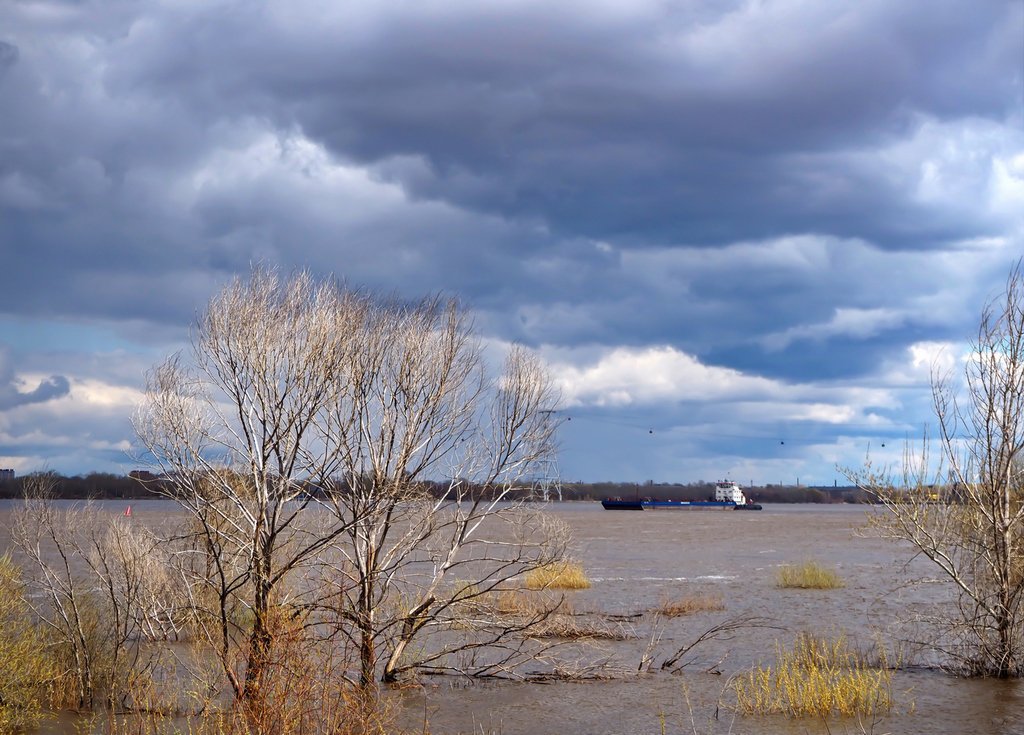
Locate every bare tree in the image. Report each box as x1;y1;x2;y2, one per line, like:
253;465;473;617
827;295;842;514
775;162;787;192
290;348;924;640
310;299;566;685
134;270;365;700
847;263;1024;677
135;269;566;696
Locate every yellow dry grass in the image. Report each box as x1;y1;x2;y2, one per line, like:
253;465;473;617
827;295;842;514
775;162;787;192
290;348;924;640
775;561;845;589
524;561;591;590
0;555;54;732
733;633;893;719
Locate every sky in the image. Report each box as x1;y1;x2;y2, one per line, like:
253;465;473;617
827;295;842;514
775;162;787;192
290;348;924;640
1;0;1023;485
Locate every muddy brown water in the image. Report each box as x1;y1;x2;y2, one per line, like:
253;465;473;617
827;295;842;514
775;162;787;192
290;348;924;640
4;500;1022;734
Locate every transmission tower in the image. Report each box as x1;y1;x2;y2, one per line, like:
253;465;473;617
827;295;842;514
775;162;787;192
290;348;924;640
532;409;563;502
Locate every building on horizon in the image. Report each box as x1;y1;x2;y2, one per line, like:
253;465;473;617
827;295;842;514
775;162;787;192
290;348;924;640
0;469;15;482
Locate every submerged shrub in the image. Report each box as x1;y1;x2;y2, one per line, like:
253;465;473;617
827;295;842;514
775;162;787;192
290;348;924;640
528;616;631;640
102;609;395;735
524;561;591;590
776;561;844;589
733;633;893;718
655;592;726;617
0;555;54;731
458;586;572;618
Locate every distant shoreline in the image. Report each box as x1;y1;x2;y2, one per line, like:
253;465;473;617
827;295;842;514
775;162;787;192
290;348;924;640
0;473;871;503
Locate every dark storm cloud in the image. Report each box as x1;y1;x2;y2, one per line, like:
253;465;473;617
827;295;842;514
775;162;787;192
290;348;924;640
0;349;69;411
0;375;70;411
477;234;1012;387
106;0;1021;246
0;40;17;75
2;1;1019;323
0;0;1021;478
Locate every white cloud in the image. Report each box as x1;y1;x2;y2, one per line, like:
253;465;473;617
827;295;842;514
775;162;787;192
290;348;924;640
876;339;961;388
549;345;777;407
70;379;145;409
762;307;905;351
908;340;958;374
545;344;897;418
991;152;1024;217
0;373;142;474
868;115;1024;227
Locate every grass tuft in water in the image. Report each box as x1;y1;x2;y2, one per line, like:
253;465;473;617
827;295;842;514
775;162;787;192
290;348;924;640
733;632;893;718
775;561;844;589
524;561;591;590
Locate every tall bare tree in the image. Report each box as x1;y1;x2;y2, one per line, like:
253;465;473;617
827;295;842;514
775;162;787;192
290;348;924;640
316;298;564;684
134;270;364;700
848;263;1024;677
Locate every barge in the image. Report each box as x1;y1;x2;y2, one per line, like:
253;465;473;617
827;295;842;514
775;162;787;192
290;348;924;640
601;480;762;511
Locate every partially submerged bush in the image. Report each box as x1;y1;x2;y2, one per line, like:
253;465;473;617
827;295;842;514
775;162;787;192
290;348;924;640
655;592;725;617
733;633;893;718
528;615;632;641
13;502;169;711
0;555;53;731
451;583;625;639
101;611;395;735
486;589;572;617
776;561;844;589
524;561;591;590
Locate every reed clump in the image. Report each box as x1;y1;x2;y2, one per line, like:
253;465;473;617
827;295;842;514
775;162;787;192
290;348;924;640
775;561;844;589
733;633;893;718
524;561;591;590
655;592;725;617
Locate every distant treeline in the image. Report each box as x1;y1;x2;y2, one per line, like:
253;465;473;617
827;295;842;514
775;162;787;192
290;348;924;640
0;473;872;503
0;472;162;500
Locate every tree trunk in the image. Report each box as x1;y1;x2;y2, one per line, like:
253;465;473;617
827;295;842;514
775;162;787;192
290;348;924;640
243;558;274;701
382;596;435;683
358;541;377;687
359;613;376;688
997;615;1012;678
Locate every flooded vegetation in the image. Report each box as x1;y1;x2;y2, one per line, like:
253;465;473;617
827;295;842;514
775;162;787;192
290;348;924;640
1;499;1021;735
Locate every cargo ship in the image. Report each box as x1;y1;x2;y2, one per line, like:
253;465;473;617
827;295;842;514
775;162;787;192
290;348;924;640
601;480;762;511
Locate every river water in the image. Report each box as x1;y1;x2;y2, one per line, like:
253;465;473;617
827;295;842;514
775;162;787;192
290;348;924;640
3;500;1022;734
